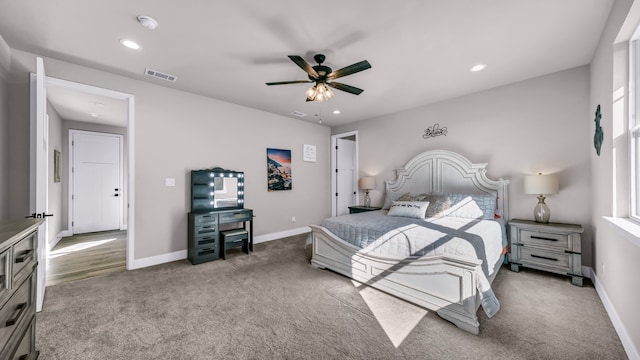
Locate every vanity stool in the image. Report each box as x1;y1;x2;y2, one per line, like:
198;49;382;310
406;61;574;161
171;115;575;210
221;229;249;259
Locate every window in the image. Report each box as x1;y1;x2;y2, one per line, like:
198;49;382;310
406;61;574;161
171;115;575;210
631;40;640;221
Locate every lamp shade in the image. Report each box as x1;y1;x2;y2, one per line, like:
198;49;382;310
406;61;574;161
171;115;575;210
359;176;375;190
524;174;559;195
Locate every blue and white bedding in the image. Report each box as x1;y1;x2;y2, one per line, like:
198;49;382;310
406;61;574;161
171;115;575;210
319;210;507;317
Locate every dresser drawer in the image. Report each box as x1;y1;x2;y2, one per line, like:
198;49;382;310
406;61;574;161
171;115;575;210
10;316;36;360
519;229;569;250
0;274;33;354
192;213;218;225
193;225;217;239
12;234;36;284
219;210;252;223
194;235;218;248
518;247;570;272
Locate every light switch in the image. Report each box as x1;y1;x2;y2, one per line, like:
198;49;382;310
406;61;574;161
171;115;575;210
165;178;176;187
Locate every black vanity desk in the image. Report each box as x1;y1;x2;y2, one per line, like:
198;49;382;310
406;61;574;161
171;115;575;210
188;208;253;265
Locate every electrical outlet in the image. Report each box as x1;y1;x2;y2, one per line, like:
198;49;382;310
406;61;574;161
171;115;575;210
292;216;296;223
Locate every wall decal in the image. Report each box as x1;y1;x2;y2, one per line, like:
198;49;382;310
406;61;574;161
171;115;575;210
423;123;448;139
267;148;292;191
594;104;603;156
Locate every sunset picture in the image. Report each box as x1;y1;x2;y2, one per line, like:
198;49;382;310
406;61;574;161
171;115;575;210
267;148;292;191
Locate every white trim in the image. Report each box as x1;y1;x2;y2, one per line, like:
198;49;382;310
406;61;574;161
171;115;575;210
131;250;187;270
253;226;310;244
130;228;310;269
44;76;136;271
48;231;69;252
588;267;640;360
603;216;640;248
330;131;359;217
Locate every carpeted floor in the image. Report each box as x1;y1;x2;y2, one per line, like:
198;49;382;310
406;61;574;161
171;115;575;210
36;235;627;360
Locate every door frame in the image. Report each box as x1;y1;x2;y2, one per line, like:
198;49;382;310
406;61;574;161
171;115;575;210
35;75;136;272
68;129;125;233
331;130;358;217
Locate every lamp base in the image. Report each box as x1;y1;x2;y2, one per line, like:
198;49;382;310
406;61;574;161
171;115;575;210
533;195;551;223
364;191;371;207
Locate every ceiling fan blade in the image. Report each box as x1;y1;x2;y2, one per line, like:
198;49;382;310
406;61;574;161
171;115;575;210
266;80;313;86
327;82;364;95
288;55;319;79
327;60;371;80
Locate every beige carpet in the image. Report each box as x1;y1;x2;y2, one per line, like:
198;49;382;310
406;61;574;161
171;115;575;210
36;235;627;359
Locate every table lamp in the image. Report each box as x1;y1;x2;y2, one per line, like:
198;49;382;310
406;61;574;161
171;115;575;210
524;173;559;223
359;176;375;207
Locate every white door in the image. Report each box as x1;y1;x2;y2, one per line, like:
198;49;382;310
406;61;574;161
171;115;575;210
30;57;48;312
336;138;356;216
72;131;121;233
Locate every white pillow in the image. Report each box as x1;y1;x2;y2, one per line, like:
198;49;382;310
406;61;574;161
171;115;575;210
387;201;429;219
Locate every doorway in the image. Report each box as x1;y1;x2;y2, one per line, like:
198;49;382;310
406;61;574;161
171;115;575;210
331;131;358;216
32;64;135;298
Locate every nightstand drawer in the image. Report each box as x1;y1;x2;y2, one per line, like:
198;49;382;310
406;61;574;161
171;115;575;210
518;247;570;271
519;230;569;250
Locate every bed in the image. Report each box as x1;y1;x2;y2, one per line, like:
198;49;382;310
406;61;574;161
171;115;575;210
309;149;509;334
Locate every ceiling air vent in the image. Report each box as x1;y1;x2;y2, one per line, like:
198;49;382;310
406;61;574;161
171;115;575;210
290;111;307;118
144;68;177;82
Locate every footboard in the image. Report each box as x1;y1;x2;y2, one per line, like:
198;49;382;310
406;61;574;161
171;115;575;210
310;224;484;335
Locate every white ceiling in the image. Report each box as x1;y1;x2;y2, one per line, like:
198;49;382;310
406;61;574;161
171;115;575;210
0;0;614;128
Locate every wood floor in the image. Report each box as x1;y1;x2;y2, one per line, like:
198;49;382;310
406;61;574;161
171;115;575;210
46;230;126;286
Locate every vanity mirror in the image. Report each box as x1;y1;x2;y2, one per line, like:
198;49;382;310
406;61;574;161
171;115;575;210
191;167;245;211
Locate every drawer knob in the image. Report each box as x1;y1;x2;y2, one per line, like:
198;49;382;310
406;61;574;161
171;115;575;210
5;302;27;327
531;254;558;262
15;250;33;263
530;235;558;242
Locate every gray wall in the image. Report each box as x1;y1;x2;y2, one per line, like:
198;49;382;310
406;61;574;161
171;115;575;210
590;0;639;354
0;34;9;220
8;50;331;261
334;66;592;262
46;101;63;246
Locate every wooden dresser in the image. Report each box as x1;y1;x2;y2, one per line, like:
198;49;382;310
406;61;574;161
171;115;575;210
188;209;253;265
0;219;41;359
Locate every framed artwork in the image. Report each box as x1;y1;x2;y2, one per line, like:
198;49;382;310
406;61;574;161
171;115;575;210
54;149;61;183
267;148;292;191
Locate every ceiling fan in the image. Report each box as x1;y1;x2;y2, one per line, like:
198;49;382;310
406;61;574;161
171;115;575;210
266;54;371;102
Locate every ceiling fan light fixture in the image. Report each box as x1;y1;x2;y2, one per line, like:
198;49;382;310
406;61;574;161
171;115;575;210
306;83;334;102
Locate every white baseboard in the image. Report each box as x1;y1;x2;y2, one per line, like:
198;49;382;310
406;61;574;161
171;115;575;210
253;226;310;244
130;250;187;270
586;266;640;360
129;227;310;270
48;230;71;252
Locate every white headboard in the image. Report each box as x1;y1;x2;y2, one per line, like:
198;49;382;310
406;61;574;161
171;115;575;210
384;150;510;219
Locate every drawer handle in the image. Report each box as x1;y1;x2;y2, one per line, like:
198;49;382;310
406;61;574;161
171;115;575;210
530;254;558;262
15;250;33;263
5;302;27;327
530;235;558;242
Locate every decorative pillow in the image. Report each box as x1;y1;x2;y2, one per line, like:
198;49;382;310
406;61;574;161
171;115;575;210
387;201;430;219
397;192;415;201
423;195;452;218
443;193;497;220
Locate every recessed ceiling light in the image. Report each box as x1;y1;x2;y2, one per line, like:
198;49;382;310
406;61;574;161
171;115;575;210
90;113;99;118
93;102;105;107
120;39;140;50
470;64;486;72
333;110;341;115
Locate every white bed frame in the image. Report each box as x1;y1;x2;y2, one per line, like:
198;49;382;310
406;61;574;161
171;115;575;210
310;150;509;334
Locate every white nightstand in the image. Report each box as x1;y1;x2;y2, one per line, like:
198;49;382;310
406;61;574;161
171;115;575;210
508;219;584;286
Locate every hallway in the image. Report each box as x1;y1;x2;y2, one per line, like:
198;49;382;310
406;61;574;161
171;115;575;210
46;230;126;286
